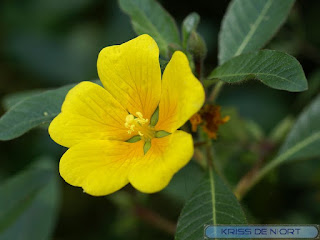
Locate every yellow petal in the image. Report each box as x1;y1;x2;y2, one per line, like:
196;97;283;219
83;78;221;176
59;140;144;196
155;51;205;132
128;130;194;193
49;81;130;148
97;34;161;119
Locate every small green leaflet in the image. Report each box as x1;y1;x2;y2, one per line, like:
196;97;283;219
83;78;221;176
175;171;247;240
218;0;295;64
209;50;308;92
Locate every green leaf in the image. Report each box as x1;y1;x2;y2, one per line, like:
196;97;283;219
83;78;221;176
0;158;60;240
0;84;75;141
2;90;44;111
296;69;320;107
268;116;294;143
209;50;308;92
277;94;320;161
182;12;200;49
245;120;265;141
218;108;248;142
243;95;320;197
164;162;204;203
175;171;247;240
218;0;295;64
118;0;180;57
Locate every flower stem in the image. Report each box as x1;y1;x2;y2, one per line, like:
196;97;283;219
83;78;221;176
234;163;263;200
234;140;275;200
205;137;222;174
205;141;214;170
134;204;176;235
234;161;276;200
194;140;208;147
208;81;224;102
193;148;207;169
195;59;203;81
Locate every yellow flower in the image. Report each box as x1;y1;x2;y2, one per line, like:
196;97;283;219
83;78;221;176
49;34;205;196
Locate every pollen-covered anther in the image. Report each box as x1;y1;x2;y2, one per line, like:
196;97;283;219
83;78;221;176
124;112;155;140
135;112;148;125
125;114;136;135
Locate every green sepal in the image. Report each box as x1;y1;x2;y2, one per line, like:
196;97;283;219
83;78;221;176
143;141;151;154
150;107;159;126
126;135;142;143
155;130;171;138
187;31;207;61
182;12;200;49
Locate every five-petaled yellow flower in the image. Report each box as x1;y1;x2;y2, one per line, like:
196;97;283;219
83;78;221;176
49;34;205;196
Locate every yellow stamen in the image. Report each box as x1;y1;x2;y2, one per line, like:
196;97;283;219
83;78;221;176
124;112;155;140
135;112;148;125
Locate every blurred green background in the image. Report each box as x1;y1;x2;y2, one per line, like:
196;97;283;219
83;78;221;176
1;0;320;239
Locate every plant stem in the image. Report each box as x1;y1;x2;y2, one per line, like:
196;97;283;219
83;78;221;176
134;205;176;235
234;163;263;200
205;140;214;169
194;140;207;147
234;141;275;200
209;81;224;102
235;131;320;199
234;159;278;200
195;59;203;81
119;189;177;235
193;148;207;169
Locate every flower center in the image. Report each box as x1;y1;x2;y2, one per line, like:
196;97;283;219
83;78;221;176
125;112;155;141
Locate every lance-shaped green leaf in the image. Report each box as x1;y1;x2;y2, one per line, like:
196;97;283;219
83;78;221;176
238;95;320;198
0;158;60;240
175;171;247;240
164;162;204;203
296;69;320;107
182;12;200;49
2;90;44;111
218;0;295;64
118;0;180;57
0;84;75;141
277;94;320;162
209;50;308;92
